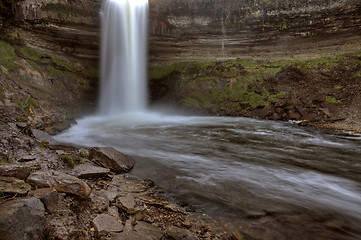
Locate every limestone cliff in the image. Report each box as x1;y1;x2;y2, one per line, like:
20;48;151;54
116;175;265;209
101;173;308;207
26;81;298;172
2;0;360;61
0;0;100;132
1;0;101;58
149;0;361;63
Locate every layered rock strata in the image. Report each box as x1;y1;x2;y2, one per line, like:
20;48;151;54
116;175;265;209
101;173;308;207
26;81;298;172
149;0;361;63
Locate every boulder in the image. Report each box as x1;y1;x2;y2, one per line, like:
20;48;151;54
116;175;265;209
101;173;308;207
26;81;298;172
31;129;59;146
0;176;31;195
29;188;59;213
89;190;110;213
165;226;198;240
92;214;123;236
101;189;118;202
89;147;135;173
72;163;110;179
0;163;40;180
108;206;121;218
27;170;91;199
109;174;150;194
116;195;137;214
0;198;46;240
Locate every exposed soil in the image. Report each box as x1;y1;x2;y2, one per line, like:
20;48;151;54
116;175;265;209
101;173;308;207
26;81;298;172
258;57;361;133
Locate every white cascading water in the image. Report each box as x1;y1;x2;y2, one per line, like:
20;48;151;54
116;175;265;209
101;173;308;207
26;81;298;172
99;0;148;115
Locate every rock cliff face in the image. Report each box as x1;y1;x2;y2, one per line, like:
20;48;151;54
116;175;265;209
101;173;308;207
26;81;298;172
0;0;101;132
2;0;360;61
149;0;361;64
1;0;101;58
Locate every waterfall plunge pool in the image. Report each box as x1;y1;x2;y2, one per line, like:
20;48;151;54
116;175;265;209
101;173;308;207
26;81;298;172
55;112;361;239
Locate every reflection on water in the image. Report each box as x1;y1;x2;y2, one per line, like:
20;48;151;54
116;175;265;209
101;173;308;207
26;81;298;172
56;112;361;239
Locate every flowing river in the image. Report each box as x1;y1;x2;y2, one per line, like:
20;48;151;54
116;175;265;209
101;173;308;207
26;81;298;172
56;112;361;239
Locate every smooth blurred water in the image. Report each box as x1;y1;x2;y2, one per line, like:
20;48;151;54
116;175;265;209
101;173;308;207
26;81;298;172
56;112;361;239
99;0;148;114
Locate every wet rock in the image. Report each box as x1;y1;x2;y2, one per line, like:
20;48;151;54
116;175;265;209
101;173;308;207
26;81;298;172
31;128;59;146
29;188;59;213
163;203;187;214
320;107;332;118
109;174;150;194
0;176;31;195
0;163;40;179
90;190;110;213
0;197;46;240
302;112;318;122
102;189;118;202
165;226;198;240
16;122;28;128
27;170;91;199
245;211;268;219
92;214;124;236
289;111;302;120
8;122;20;132
229;230;256;240
108;206;121;218
89;147;135;173
116;195;137;214
72;163;110;179
112;221;163;240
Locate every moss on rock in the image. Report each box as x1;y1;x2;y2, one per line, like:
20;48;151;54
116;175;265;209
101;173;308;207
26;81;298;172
149;51;361;120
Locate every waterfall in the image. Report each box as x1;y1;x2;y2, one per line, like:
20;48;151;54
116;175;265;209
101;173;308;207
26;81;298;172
99;0;148;115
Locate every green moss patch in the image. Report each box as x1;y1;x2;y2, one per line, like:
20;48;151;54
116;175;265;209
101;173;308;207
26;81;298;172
325;96;342;104
0;40;19;71
151;59;288;114
60;154;83;168
19;47;46;62
0;155;10;163
150;51;361;116
46;65;77;80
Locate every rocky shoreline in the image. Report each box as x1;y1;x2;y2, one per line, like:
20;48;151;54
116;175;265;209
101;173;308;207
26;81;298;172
0;120;255;240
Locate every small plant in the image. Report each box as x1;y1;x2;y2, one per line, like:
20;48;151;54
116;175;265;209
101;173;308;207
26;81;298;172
39;142;48;149
18;97;40;120
325;96;342;104
0;156;9;163
78;151;89;159
0;154;12;163
60;154;83;168
0;190;5;200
